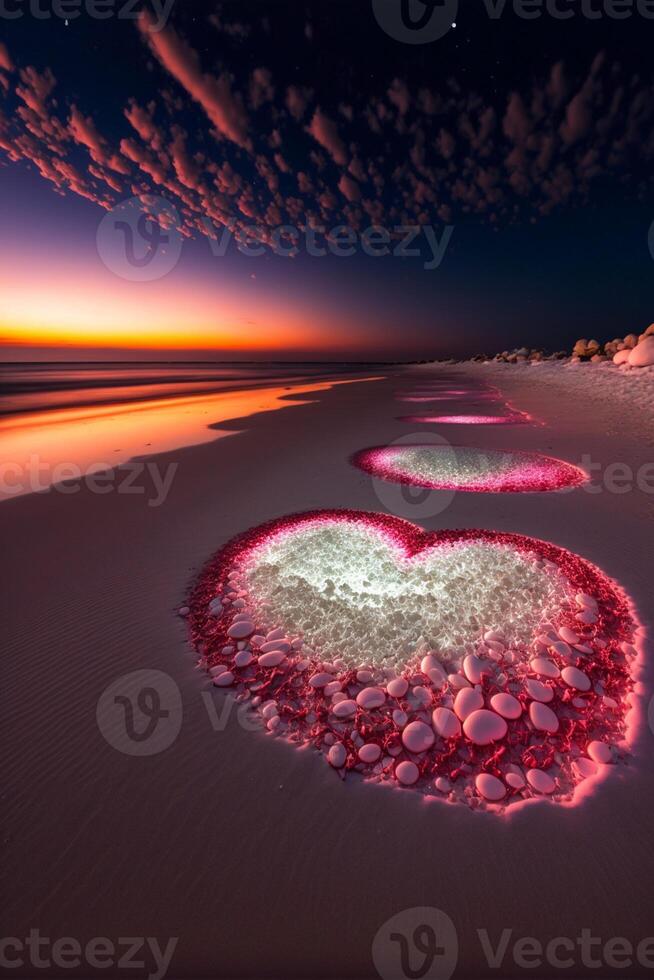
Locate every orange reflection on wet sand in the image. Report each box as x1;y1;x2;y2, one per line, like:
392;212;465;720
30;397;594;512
0;376;380;501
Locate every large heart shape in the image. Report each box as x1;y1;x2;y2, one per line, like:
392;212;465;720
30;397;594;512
352;445;587;492
187;510;638;811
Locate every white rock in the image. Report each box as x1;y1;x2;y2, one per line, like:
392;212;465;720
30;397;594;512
308;672;332;688
529;701;559;733
484;630;506;644
358;743;382;764
208;598;222;615
526;768;556;794
421;655;447;687
432;707;461;738
454;687;484;720
213;671;234;687
613;348;631;365
178;605;190;617
550;641;572;659
463;654;490;685
561;666;591;691
393;709;408;727
530;657;560;679
490;692;522;720
260;639;290;654
266;627;286;642
395;760;419;785
576;610;597;625
505;771;525;789
402;720;435;753
357;669;373;683
588;740;612;764
324;681;342;697
332;699;357;719
411;685;431;706
558;626;579;645
258;651;286;668
573;757;597;779
328;743;347;768
234;650;253;668
448;673;470;690
463;710;508;745
356;687;386;710
476;773;506;801
387;677;409;698
434;776;451;793
227;620;254;640
209;664;228;677
525;678;554;703
628;336;654;366
262;702;278;720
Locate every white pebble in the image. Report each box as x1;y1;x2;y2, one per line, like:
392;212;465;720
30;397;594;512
234;650;253;668
476;773;506;801
525;678;554;703
213;671;234;687
358;743;382;764
463;654;489;685
454;687;484;720
463;710;508;745
209;664;228;677
527;769;556;794
395;760;419;785
356;669;373;683
324;681;342;697
328;743;347;768
559;626;579;645
588;740;612;764
432;707;461;738
308;672;332;688
387;677;409;698
260;640;290;654
356;687;386;710
402;720;435;753
258;651;286;668
529;701;559;734
490;693;522;720
435;776;451;793
561;666;591;691
227;620;254;640
505;771;525;789
393;709;408;728
332;699;357;719
530;657;560;679
573;758;597;779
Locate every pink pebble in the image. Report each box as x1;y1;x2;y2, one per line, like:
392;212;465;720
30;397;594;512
559;626;579;645
463;654;489;685
530;658;560;679
209;664;228;677
328;743;347;768
258;651;286;668
357;669;373;683
393;709;408;728
308;672;332;688
505;772;525;790
395;760;419;785
588;740;612;764
227;621;254;640
529;701;559;734
324;681;342;697
358;743;382;764
213;671;234;687
476;773;506;801
527;768;556;794
561;666;591;692
260;640;290;654
387;677;409;698
356;687;386;710
454;687;484;720
332;699;357;719
234;650;253;668
402;720;435;753
490;693;522;720
435;776;451;793
525;678;554;703
463;709;508;746
431;707;461;739
573;757;597;779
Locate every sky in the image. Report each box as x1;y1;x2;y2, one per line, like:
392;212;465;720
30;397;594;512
1;0;654;361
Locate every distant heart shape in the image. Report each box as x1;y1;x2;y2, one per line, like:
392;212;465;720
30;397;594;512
187;510;638;811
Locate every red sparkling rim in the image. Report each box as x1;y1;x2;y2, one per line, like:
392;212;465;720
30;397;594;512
187;510;639;812
351;445;588;493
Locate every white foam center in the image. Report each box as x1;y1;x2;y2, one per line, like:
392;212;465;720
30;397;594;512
238;522;572;669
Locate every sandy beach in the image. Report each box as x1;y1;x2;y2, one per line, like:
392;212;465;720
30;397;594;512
3;364;653;979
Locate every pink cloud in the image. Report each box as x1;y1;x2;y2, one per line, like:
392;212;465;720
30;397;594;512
307;108;348;166
137;9;251;150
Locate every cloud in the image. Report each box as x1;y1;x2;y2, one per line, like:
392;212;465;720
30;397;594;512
137;9;251;150
307;108;348;166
